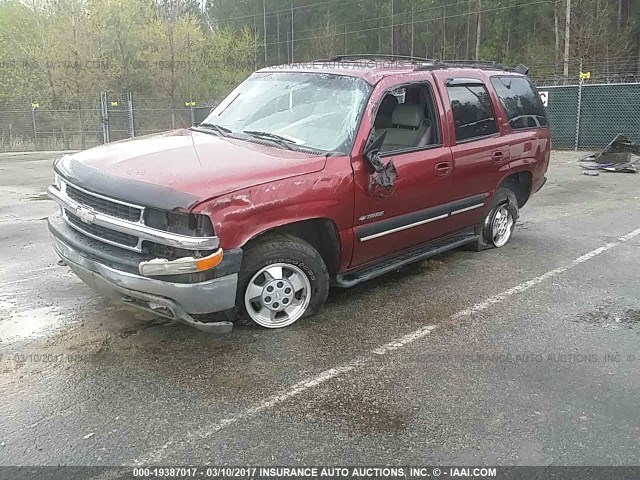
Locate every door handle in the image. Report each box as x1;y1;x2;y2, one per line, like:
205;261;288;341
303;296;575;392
435;162;451;177
492;151;506;163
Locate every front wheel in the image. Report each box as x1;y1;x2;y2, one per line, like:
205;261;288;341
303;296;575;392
236;234;329;328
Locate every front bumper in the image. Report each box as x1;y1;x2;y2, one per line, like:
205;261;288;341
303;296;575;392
49;216;238;334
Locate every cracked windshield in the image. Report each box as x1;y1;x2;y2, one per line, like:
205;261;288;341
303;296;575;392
204;72;371;152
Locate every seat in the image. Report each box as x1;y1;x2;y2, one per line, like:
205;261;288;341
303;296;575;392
382;104;432;151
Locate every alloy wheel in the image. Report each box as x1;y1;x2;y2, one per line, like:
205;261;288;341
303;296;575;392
244;263;311;328
490;205;514;247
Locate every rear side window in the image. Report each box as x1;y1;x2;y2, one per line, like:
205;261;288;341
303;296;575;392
447;85;498;142
490;76;549;130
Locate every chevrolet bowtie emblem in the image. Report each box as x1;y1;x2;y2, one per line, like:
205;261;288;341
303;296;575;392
76;206;96;224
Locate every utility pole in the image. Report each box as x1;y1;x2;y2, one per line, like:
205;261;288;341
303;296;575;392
390;0;394;54
345;23;348;54
263;0;267;64
276;8;281;64
326;2;330;54
465;0;471;59
617;0;622;29
291;0;294;63
475;0;481;60
425;21;429;58
411;2;415;58
253;15;258;70
563;0;571;78
554;2;560;73
442;1;447;59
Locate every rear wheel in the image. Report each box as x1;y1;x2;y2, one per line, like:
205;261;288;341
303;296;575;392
488;203;515;247
470;187;519;251
237;234;329;328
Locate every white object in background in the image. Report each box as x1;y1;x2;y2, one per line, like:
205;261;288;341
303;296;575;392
538;91;549;107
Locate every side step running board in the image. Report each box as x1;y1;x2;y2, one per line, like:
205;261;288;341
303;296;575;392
333;233;478;288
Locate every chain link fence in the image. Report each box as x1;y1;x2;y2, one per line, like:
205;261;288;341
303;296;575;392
132;96;197;137
538;83;640;150
0;99;104;152
0;94;215;152
2;81;640;153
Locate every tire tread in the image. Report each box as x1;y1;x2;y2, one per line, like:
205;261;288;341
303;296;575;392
236;233;330;327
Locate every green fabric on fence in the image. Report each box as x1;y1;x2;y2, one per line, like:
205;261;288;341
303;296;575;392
543;84;640;150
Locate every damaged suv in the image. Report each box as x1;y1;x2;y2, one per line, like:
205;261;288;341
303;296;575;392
48;56;550;333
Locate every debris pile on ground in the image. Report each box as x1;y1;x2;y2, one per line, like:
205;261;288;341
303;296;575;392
579;134;640;174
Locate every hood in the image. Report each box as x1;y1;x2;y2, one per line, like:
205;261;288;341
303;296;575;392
55;129;327;211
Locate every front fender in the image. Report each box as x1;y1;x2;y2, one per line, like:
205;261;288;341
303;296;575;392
193;159;355;252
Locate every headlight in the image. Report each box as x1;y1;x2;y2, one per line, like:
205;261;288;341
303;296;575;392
54;173;62;189
139;248;224;276
144;208;214;237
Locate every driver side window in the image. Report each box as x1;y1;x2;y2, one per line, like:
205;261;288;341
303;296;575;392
370;84;440;154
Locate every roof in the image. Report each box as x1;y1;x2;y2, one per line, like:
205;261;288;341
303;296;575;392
258;55;529;85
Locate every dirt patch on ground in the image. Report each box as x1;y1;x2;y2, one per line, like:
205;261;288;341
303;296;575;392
620;308;640;324
420;259;447;272
576;301;640;330
0;301;177;381
302;384;410;435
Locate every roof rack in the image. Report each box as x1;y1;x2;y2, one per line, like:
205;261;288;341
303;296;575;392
415;60;530;75
440;59;504;67
415;59;505;71
311;54;530;75
322;54;438;64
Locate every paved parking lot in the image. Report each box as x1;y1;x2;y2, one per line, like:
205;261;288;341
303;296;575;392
1;151;639;466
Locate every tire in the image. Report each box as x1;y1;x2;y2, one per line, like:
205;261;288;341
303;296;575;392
236;234;329;328
470;187;519;251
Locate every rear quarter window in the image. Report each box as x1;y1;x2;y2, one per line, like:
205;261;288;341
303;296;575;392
490;76;548;130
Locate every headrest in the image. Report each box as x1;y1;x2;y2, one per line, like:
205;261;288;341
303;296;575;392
391;104;425;128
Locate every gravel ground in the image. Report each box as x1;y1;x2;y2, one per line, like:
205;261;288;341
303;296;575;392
1;150;639;468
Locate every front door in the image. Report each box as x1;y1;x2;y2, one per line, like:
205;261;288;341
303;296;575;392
350;77;459;267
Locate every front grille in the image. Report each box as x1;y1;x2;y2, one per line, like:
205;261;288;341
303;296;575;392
66;210;139;248
66;184;142;222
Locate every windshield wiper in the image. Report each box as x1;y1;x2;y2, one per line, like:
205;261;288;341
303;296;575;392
242;130;297;150
197;123;232;136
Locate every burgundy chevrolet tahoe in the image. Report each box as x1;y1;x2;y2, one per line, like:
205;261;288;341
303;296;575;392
47;56;550;334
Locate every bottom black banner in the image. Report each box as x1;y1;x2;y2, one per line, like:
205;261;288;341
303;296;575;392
2;466;639;480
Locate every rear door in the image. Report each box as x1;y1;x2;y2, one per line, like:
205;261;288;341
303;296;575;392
438;74;512;228
489;75;551;188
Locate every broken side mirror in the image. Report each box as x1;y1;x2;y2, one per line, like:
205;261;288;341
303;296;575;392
364;130;386;161
363;131;398;193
